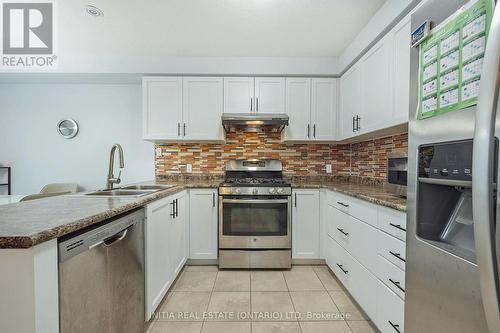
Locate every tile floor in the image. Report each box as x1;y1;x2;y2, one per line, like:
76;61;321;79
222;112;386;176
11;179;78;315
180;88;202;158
147;265;377;333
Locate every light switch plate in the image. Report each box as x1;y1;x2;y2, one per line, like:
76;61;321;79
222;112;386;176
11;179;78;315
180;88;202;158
186;164;193;173
326;164;332;173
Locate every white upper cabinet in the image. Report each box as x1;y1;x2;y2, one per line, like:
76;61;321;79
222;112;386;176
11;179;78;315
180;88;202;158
339;64;361;139
143;76;224;142
143;77;183;141
284;78;337;142
391;16;411;125
254;77;286;114
284;78;311;141
311;78;337;141
359;35;392;134
223;77;254;113
338;11;412;141
183;77;224;141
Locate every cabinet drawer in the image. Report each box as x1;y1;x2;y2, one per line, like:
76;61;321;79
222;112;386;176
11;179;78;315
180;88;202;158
377;230;406;271
329;191;378;228
377;280;405;333
378;207;406;241
326;236;351;288
329;206;352;252
350;215;378;274
377;255;405;300
349;250;378;322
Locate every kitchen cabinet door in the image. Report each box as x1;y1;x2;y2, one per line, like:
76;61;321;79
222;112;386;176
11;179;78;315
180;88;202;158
339;64;361;139
292;189;320;259
391;16;411;125
311;78;337;141
223;77;254;113
254;77;286;114
143;77;183;141
145;196;175;318
358;35;392;134
284;78;311;141
170;191;188;277
189;189;218;260
183;77;224;141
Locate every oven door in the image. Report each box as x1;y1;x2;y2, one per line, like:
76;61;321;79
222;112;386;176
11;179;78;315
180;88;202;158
219;196;291;249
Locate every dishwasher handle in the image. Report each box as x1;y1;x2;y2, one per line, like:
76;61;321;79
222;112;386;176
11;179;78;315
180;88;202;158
102;229;128;247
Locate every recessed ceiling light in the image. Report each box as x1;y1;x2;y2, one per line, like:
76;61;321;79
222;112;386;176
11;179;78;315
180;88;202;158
85;4;104;17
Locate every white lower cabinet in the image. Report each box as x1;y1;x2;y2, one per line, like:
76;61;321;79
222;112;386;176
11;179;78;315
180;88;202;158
377;280;405;333
323;190;406;333
292;189;320;259
189;189;218;260
145;190;188;319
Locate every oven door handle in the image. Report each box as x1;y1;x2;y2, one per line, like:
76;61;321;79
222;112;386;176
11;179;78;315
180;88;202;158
222;199;289;204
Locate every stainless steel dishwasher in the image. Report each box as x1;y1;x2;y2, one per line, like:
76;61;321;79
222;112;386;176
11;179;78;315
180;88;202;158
58;208;145;333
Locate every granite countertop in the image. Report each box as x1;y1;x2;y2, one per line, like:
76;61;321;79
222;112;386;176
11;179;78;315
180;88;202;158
0;175;405;249
290;178;407;212
0;179;221;249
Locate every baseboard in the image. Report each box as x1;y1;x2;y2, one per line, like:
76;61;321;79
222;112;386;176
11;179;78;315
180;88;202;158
186;258;218;265
291;258;326;265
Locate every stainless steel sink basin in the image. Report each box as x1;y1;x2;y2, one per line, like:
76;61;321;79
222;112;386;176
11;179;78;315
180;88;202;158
121;185;175;191
84;190;154;197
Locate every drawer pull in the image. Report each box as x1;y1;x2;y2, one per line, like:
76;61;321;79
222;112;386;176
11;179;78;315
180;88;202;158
389;251;406;262
389;223;406;232
389;278;405;293
337;201;349;207
337;228;349;236
388;320;401;333
336;263;348;274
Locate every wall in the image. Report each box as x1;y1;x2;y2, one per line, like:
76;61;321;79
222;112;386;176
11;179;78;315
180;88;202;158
155;132;408;180
0;83;154;195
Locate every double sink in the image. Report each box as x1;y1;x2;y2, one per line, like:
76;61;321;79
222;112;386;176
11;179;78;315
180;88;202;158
84;185;175;197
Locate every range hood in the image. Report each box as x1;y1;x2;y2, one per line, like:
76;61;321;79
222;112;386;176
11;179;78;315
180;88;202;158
221;113;289;133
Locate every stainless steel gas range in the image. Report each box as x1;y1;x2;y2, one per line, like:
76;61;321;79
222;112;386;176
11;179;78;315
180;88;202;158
218;159;292;269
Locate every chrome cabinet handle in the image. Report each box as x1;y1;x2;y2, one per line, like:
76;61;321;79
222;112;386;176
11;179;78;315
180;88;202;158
473;4;500;332
389;251;406;262
356;115;361;131
352;116;355;132
170;201;175;218
337;228;349;236
177;123;181;136
337;201;349;208
336;263;348;274
175;199;179;218
389;278;405;293
389;223;406;232
388;321;401;333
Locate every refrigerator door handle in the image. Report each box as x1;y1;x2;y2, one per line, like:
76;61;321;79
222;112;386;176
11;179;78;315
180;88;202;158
472;3;500;333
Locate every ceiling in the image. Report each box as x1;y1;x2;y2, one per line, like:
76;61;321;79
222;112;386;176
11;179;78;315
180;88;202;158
59;0;386;58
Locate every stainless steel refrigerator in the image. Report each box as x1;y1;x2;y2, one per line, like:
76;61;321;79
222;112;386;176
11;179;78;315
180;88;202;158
407;0;500;332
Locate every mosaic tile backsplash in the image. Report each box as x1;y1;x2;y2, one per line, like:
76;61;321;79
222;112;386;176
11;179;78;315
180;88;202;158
155;132;408;180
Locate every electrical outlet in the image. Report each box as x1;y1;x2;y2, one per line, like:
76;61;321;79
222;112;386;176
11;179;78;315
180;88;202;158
326;164;332;173
155;148;162;157
186;164;193;173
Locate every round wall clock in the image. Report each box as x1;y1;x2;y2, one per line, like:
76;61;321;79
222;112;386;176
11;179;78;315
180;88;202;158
57;119;79;139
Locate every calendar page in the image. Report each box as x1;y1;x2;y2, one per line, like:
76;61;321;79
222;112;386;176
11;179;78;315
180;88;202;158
417;0;493;120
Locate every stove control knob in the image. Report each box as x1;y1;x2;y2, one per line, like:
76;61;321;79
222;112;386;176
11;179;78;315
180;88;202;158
252;188;258;195
232;188;241;195
269;188;276;195
276;188;284;194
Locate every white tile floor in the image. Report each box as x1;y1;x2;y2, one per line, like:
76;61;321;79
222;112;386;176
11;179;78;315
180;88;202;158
147;265;377;333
